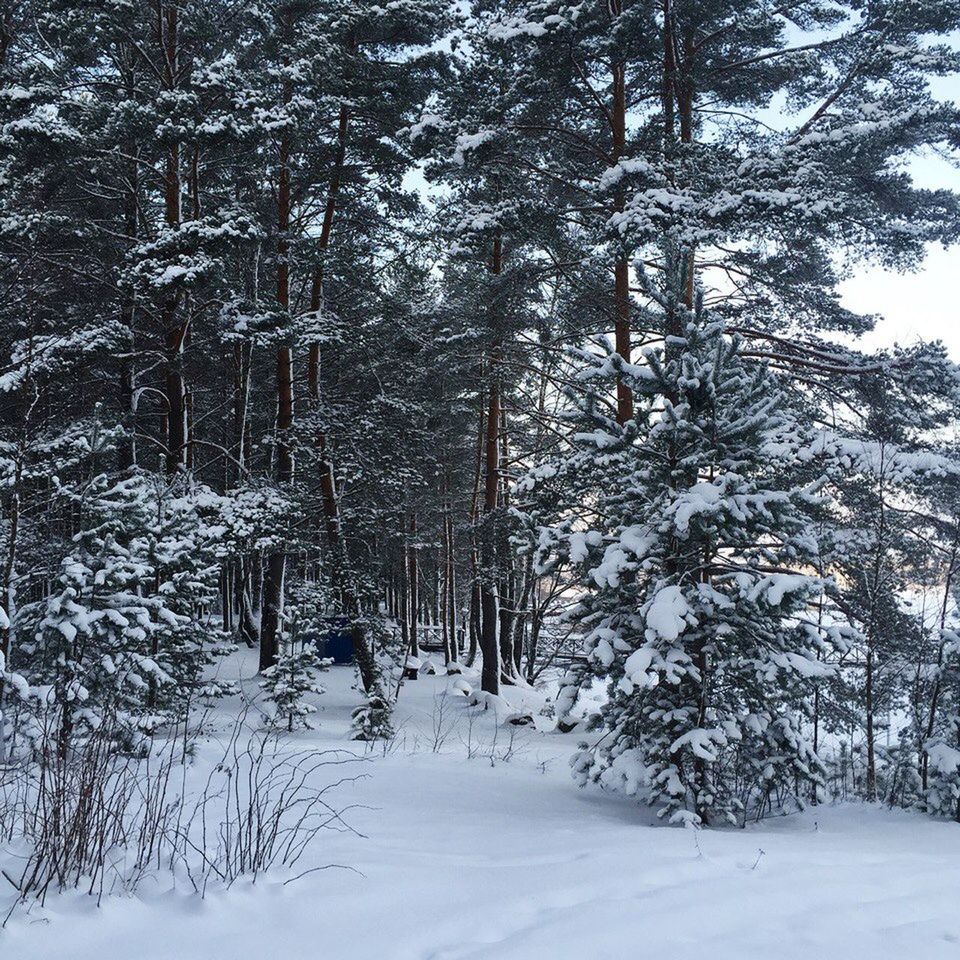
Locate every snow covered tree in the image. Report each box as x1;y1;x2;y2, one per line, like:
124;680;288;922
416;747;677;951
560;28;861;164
259;644;329;732
0;460;231;758
504;0;960;821
26;474;187;749
407;5;564;691
3;0;960;829
925;630;960;820
526;276;835;824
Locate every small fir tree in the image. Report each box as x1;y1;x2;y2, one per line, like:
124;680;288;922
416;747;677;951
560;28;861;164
259;597;332;731
526;278;834;825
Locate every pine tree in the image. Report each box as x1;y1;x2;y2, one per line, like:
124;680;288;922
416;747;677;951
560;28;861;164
527;275;836;824
259;644;329;732
27;474;187;749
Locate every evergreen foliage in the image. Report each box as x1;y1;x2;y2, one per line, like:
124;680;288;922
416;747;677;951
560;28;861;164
0;0;960;824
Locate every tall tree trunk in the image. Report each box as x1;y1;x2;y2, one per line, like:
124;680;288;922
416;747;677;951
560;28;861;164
610;24;633;425
119;58;140;472
865;646;877;800
317;436;376;691
444;500;457;663
307;102;350;395
466;381;484;667
512;553;533;676
221;566;234;633
260;78;294;671
525;591;546;685
480;262;503;694
408;513;419;659
920;526;959;790
660;0;683;360
235;558;258;647
300;95;378;689
159;2;187;474
497;404;517;680
399;546;409;659
468;573;480;666
0;441;23;746
864;454;889;803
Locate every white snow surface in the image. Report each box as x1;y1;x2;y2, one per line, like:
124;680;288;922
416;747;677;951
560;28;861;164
4;647;960;960
645;584;691;641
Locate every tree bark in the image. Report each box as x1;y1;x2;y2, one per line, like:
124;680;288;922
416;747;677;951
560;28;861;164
260;64;295;671
865;646;877;801
497;404;518;680
307;102;350;395
916;526;959;789
408;513;419;659
159;2;187;474
119;55;140;472
480;237;502;695
610;23;633;425
444;501;458;663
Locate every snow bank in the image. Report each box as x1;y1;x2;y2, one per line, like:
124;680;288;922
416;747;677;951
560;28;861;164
5;649;960;960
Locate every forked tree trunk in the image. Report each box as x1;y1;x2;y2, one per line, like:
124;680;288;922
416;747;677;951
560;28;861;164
512;553;533;675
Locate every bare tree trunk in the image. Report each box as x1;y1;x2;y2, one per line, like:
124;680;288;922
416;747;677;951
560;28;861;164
610;20;633;425
408;514;419;659
865;646;877;801
234;559;257;647
298;92;380;689
480;237;503;695
444;500;458;663
0;4;16;70
306;95;350;393
863;452;889;803
260;64;294;671
399;546;409;657
525;593;545;685
497;404;518;680
221;566;234;633
119;56;140;471
512;554;533;675
315;436;376;691
159;2;187;474
920;526;959;790
0;439;23;730
466;383;484;667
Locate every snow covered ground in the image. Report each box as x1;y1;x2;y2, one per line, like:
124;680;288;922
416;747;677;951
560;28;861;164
4;648;960;960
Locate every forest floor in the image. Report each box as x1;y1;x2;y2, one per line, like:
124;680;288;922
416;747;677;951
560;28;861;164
4;647;960;960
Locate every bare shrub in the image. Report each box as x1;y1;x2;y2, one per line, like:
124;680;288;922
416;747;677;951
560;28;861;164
0;708;361;919
176;712;366;894
0;713;182;913
429;692;459;753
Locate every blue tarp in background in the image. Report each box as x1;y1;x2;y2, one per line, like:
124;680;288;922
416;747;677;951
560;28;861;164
314;617;354;664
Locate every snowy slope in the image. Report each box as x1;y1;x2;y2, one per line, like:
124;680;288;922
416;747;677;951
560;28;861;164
4;648;960;960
